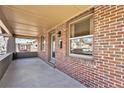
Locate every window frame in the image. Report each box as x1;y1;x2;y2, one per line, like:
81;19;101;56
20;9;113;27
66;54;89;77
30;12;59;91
68;14;94;59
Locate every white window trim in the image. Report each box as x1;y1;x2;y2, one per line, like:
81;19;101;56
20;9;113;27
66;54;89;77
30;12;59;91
70;35;93;40
68;14;94;59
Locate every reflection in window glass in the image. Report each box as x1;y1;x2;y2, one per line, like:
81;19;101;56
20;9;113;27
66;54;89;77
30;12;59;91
0;36;9;55
70;38;80;49
69;15;93;56
16;38;38;52
70;35;93;55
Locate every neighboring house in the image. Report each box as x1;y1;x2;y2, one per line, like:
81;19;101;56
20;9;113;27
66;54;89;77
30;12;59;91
16;39;38;52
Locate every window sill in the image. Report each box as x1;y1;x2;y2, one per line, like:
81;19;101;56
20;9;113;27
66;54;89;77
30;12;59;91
69;54;93;61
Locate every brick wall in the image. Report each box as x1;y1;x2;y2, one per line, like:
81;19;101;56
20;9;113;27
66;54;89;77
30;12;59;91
38;33;49;62
94;5;124;87
38;5;124;88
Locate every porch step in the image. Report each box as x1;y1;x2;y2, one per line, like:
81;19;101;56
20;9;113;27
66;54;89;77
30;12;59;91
47;61;56;68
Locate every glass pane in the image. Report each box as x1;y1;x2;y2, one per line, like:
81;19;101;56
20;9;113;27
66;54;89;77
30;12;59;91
70;38;81;54
70;35;93;55
70;17;91;38
0;36;9;55
52;35;55;58
74;18;90;37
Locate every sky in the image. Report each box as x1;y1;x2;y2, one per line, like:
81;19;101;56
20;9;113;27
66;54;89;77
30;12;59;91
15;38;35;44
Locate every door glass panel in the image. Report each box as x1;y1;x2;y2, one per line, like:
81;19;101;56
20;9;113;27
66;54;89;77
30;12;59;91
51;35;55;58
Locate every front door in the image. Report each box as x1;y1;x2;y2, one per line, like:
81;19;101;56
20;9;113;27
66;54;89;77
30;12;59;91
50;33;56;64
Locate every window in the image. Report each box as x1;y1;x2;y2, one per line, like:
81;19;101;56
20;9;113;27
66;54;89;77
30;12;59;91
69;14;93;56
0;20;12;55
15;38;38;52
0;27;9;55
41;36;45;51
0;36;9;55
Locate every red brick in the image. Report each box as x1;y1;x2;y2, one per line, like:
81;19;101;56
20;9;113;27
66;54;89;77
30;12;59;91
38;5;124;88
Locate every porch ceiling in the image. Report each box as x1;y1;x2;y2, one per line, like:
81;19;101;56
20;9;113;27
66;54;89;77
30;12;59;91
1;5;92;37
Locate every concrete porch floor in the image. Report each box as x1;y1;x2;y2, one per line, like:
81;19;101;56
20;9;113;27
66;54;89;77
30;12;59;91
0;57;84;88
